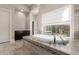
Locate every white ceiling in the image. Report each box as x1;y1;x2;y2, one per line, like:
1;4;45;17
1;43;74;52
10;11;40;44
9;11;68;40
0;4;68;13
39;4;67;14
0;4;32;12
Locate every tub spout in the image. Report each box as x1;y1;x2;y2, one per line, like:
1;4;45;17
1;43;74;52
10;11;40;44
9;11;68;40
54;35;56;44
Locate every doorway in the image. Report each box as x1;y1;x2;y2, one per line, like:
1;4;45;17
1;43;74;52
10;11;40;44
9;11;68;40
32;21;34;35
0;8;10;43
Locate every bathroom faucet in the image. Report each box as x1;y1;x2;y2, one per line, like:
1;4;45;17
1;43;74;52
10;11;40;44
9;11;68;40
48;35;56;44
53;35;56;44
60;36;66;45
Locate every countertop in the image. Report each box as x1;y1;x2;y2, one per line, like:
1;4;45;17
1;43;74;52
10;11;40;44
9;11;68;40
23;36;79;55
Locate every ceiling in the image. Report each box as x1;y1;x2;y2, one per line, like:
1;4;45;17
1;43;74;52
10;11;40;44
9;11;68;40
0;4;68;14
0;4;32;12
39;4;67;14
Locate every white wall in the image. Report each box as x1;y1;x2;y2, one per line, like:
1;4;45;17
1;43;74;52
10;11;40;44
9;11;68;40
12;10;31;42
0;7;15;44
0;5;30;44
36;5;70;34
37;13;42;34
73;5;79;40
13;11;27;30
0;7;29;43
25;13;30;30
38;5;71;34
42;6;70;26
0;8;10;43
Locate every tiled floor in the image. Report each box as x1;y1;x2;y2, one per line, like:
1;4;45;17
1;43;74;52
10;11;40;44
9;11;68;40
0;39;54;55
0;40;27;55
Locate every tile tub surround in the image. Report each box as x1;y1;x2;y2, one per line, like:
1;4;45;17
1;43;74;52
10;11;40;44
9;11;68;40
23;36;79;55
23;36;69;55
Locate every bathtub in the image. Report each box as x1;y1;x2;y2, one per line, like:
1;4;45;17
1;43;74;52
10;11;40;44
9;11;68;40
33;34;69;44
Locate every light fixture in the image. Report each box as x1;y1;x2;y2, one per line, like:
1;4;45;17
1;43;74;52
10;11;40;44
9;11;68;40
62;8;70;21
20;9;24;12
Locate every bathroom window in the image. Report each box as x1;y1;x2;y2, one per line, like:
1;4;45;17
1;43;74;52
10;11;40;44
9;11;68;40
43;25;70;36
42;6;70;37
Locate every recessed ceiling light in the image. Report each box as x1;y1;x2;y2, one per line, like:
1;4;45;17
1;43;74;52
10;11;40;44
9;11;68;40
21;9;24;12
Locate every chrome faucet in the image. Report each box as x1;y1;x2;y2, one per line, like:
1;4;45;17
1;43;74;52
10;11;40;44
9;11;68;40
59;36;66;45
53;35;56;44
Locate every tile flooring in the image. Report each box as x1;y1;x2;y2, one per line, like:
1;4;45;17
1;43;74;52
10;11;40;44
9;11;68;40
0;40;53;55
0;40;26;55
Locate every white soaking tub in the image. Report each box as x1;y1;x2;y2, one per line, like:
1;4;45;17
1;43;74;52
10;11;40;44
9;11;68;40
33;34;69;44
